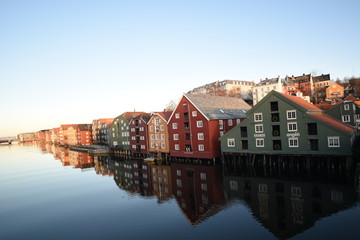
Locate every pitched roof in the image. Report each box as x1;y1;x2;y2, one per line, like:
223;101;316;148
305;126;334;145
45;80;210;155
277;92;321;111
156;111;173;122
313;74;330;82
315;103;334;111
344;94;360;101
184;93;251;120
309;113;355;134
118;112;145;120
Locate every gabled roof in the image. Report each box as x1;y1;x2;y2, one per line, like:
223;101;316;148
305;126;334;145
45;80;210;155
152;111;173;123
277;92;321;111
184;93;251;120
118;112;145;121
93;118;114;125
309;113;355;134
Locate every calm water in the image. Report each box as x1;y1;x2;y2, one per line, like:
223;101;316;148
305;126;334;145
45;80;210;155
1;144;360;240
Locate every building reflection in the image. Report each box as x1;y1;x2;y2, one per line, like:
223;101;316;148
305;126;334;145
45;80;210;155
44;144;94;170
223;157;359;239
171;160;225;225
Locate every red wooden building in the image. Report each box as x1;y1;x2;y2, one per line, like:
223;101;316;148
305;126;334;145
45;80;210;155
129;113;151;156
168;93;251;159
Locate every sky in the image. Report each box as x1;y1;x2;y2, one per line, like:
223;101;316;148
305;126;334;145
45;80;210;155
1;0;360;137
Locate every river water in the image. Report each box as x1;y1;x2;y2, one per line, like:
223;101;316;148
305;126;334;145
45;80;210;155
1;143;359;240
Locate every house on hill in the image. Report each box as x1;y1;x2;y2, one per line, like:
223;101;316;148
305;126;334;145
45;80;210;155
168;93;251;160
220;90;356;157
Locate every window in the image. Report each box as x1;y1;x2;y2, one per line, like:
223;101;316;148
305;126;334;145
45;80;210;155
240;127;247;137
228;119;233;126
256;138;264;147
198;133;204;140
173;134;179;140
176;170;181;176
201;183;208;191
185;144;192;152
342;115;350;122
236;119;241;125
307;123;317;135
344;104;349;110
309;139;319;151
160;125;164;131
200;173;206;180
161;143;165;149
287;110;296;120
185;133;190;140
149;126;153;132
289;138;298;147
291;187;302;197
272;125;280;136
271;113;280;122
155;118;160;124
192;111;197;117
254;113;263;122
241;140;248;149
197;120;203;127
273;140;282;150
270;101;279;111
227;138;235;147
151;142;155;148
287;122;297;132
328;136;340;147
172;123;178;129
150;134;154;140
255;124;263;133
175;113;180;119
198;144;204;151
219;120;224;130
175;144;179;150
161;134;165;140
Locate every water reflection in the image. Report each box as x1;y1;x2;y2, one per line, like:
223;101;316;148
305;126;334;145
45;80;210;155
41;144;360;239
223;159;360;239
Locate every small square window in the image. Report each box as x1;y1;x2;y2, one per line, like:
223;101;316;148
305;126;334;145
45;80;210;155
286;110;296;120
254;113;263;122
227;138;235;147
192;111;197;117
255;124;263;133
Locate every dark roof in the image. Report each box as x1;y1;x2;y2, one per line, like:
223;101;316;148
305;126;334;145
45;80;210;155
77;124;92;131
185;93;251;120
119;112;145;120
313;74;331;82
257;77;280;85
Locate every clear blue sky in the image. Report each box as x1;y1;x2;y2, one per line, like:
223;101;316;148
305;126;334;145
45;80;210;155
1;0;359;137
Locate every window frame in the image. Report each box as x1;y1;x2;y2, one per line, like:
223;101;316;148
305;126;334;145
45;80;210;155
286;110;297;120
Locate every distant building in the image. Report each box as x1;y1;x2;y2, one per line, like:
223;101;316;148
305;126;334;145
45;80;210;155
252;76;283;105
92;118;114;145
326;82;344;100
188;80;255;100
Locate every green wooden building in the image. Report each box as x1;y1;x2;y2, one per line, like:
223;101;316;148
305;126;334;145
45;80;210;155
324;101;360;128
220;91;356;156
109;112;144;155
